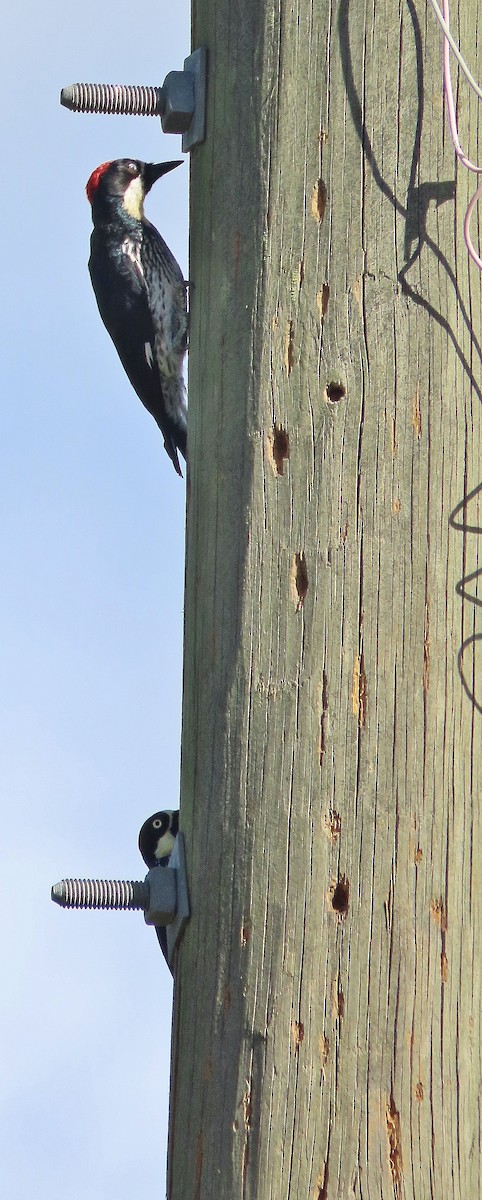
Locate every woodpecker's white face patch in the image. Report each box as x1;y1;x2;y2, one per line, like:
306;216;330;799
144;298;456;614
154;828;176;859
145;341;154;369
123;176;145;220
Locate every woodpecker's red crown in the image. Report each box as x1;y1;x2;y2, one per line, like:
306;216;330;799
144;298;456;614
86;160;113;204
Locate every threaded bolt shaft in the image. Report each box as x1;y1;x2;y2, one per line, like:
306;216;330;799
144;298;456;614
51;878;149;911
60;83;164;117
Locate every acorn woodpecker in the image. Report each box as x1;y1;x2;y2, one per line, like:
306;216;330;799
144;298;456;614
86;158;187;475
138;809;179;970
138;808;179;868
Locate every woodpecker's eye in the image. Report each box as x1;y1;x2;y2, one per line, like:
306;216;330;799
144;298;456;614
126;161;139;175
153;818;163;829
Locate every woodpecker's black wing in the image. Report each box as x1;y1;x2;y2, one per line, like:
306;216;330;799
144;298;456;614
155;924;170;967
88;230;187;475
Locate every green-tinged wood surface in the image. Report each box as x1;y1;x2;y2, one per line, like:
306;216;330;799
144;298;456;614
169;2;482;1196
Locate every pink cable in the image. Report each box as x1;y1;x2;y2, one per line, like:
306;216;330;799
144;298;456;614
440;0;482;268
464;181;482;271
441;0;480;172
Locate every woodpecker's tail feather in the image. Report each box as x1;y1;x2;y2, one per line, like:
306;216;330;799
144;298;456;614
161;422;187;477
158;374;187;475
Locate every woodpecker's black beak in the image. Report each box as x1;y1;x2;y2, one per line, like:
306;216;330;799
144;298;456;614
143;160;183;193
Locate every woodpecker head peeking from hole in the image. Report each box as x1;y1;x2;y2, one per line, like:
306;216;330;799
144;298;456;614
86;158;188;476
138;809;179;868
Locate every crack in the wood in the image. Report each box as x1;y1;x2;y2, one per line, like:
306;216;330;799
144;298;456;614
319;669;328;761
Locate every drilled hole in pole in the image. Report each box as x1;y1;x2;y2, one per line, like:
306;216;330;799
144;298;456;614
330;877;349;916
292;552;308;611
326;381;346;403
269;425;290;476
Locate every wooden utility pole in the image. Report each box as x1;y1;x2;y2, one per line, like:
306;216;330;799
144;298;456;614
170;1;482;1196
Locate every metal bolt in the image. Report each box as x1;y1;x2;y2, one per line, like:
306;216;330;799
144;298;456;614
60;47;207;152
61;83;163;117
52;866;176;925
51;835;189;968
51;877;149;911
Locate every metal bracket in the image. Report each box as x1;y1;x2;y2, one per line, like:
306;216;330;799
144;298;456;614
144;834;190;964
181;48;207;152
60;47;207;151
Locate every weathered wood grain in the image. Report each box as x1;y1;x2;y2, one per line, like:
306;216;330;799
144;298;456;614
169;2;482;1196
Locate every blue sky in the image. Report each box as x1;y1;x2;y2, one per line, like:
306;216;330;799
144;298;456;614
1;3;189;1195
